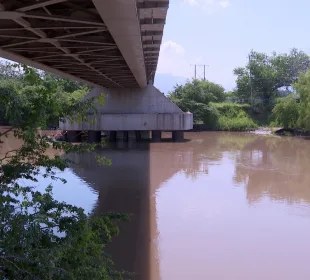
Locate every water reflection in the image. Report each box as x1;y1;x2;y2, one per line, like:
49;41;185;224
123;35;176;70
67;132;310;280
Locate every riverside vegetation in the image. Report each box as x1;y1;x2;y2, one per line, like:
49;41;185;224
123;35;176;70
168;48;310;132
0;64;128;279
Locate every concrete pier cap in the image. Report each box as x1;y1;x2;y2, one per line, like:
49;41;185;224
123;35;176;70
60;85;193;132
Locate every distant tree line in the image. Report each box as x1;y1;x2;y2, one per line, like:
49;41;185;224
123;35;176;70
168;48;310;131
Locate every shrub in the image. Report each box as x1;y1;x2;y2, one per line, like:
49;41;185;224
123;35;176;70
271;95;300;128
201;103;220;129
211;103;257;131
212;102;251;114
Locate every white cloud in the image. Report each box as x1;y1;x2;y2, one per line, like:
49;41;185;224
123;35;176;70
183;0;199;5
157;40;192;78
157;40;206;79
219;0;231;8
182;0;232;10
161;40;185;55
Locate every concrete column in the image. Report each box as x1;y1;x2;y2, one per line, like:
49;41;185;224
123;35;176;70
123;131;129;142
67;130;81;143
135;131;142;142
172;131;184;142
152;130;161;142
88;131;101;143
109;131;117;142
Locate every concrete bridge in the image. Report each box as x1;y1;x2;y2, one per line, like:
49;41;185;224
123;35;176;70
0;0;193;141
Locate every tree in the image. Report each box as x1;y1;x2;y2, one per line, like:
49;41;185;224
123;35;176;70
0;65;126;279
234;49;310;108
293;69;310;130
271;95;300;128
168;79;225;123
0;62;89;128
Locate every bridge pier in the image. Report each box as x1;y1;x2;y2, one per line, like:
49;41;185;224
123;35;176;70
152;131;161;142
109;131;117;142
60;85;193;141
172;131;184;142
88;131;101;143
67;131;81;143
123;131;129;142
135;131;142;142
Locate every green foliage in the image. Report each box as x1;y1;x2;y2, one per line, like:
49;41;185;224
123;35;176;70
271;95;300;128
212;102;251;114
201;102;220;128
234;48;310;108
212;103;257;131
293;69;310;130
168;79;225;124
217;112;258;131
0;61;89;127
168;79;257;130
169;79;226;104
0;64;125;279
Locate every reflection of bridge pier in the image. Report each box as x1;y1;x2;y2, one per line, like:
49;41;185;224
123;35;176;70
68;140;196;279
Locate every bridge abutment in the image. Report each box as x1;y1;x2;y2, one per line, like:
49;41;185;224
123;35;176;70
60;85;193;142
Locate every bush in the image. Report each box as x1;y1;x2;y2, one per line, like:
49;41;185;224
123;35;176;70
211;102;251;114
201;103;220;128
271;95;300;128
217;113;258;131
294;70;310;130
211;103;257;131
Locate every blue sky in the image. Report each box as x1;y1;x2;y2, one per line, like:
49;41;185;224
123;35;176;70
154;0;310;93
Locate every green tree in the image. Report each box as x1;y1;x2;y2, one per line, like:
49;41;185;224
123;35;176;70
168;79;225;123
293;69;310;129
234;48;310;108
0;65;126;279
0;62;89;128
271;95;300;128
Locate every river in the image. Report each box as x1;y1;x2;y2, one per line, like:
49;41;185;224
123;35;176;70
3;131;310;279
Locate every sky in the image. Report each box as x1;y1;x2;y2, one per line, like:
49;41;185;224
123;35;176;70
154;0;310;93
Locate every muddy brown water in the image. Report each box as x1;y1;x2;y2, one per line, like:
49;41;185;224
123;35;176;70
2;130;310;279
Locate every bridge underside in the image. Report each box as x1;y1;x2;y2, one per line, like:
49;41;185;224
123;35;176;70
0;0;168;88
0;1;194;137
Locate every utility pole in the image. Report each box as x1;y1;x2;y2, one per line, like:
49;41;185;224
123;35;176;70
191;64;209;80
249;52;253;108
204;65;206;80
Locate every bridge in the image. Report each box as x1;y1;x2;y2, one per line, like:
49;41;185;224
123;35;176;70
0;0;193;142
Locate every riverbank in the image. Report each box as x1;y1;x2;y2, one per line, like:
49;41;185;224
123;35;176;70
273;128;310;136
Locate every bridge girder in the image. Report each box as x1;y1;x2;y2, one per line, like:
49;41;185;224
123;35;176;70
0;0;169;88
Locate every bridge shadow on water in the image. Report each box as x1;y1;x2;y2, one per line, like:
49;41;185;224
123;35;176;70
65;133;218;279
68;139;175;280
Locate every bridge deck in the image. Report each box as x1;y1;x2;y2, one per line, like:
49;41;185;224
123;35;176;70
0;0;168;88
